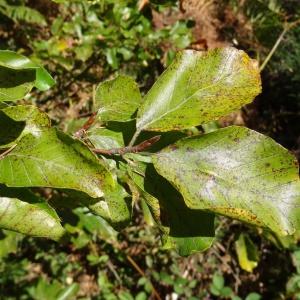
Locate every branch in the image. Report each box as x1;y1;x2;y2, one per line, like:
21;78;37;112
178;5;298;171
73;112;97;138
260;19;300;72
126;254;162;300
93;135;161;156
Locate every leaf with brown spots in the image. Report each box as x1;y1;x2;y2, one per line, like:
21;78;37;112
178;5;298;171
95;75;142;122
127;161;215;256
0;105;50;149
153;126;300;236
136;47;261;133
0;128;114;198
0;185;65;240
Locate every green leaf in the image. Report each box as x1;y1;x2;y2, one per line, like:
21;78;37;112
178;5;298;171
0;230;20;258
88;127;124;149
210;285;220;296
0;67;35;102
0;50;55;102
57;283;80;300
74;210;118;242
136;47;261;132
235;233;259;272
212;273;224;290
245;293;262;300
86;182;132;229
0;105;50;148
0;1;47;25
0;127;114;198
128;161;215;256
0;185;65;240
63;184;132;230
27;278;78;300
153;126;300;235
221;286;233;297
105;48;119;69
96;75;142;122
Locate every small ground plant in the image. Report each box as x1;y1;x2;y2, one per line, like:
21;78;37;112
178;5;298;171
0;47;299;257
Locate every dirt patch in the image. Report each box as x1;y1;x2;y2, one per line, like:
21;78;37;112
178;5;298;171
152;0;228;50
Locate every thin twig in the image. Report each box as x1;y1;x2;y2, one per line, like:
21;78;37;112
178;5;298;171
126;254;162;300
73;112;97;138
259;26;288;72
260;19;300;72
0;144;17;160
93;135;160;156
107;261;123;284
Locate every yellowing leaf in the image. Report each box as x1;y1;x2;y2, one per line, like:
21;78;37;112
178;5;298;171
137;48;261;132
235;233;259;272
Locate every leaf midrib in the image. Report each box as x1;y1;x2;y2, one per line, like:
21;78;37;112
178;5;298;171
138;70;250;130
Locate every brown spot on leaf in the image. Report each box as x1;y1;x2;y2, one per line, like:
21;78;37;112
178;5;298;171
170;145;178;151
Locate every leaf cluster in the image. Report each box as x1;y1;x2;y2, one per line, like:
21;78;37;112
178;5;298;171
1;46;300;257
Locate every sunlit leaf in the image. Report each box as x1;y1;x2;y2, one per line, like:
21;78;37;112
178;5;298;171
153;126;300;235
136;48;261;132
0;128;114;198
0;185;65;240
96;75;142;122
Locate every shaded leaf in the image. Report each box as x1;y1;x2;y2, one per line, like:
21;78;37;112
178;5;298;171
96;75;142;122
0;185;65;240
0;105;50;148
0;128;114;198
136;47;261;132
128;161;215;256
74;209;118;242
86;182;132;229
153;126;300;235
65;183;132;230
0;1;47;25
105;120;136;145
0;230;21;258
0;67;35;102
0;50;55;101
134;130;187;153
88;127;124;149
